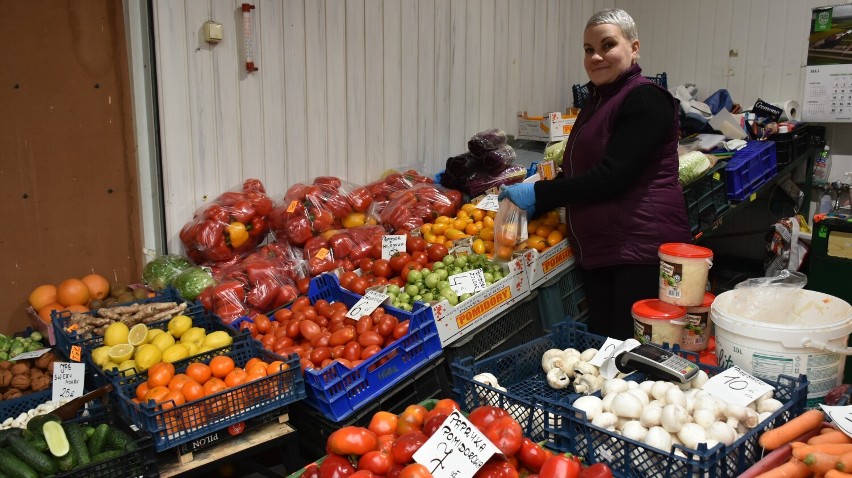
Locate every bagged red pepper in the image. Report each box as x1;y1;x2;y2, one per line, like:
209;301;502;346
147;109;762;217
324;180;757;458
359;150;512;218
179;179;273;266
365;168;434;203
373;183;462;232
302;225;384;276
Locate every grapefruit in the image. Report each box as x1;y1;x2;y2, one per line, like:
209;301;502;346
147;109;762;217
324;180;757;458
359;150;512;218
81;273;110;300
28;284;57;311
56;278;90;307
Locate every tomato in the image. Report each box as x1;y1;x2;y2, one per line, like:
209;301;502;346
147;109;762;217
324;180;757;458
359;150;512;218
539;455;582;478
422;412;449;437
474;455;519;478
358;331;384;347
389;253;412;273
357;450;393;475
377;433;395;454
386;464;404;478
390;432;428;466
426;243;449;262
425;399;459;422
376;315;398;337
343;341;362;362
398;463;432;478
330;326;356;346
393;321;410;340
371;259;393;278
360;344;382;360
297;277;311;295
518;437;553;473
368;411;398;436
318;454;356;478
406;235;427;253
410;250;429;267
578;463;613;478
327;426;378;456
350;471;375;478
349;277;369;296
483;416;523;456
299;320;322;341
239;320;257;336
468;406;509;431
299;463;319;478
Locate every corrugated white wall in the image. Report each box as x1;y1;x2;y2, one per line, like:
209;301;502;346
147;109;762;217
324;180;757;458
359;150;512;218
150;0;842;253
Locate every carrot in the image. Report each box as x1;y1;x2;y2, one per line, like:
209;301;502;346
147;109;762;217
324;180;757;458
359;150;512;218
836;451;852;472
793;444;852;460
827;470;852;478
760;410;826;450
824;426;841;434
808;431;852;446
805;450;844;474
754;457;811;478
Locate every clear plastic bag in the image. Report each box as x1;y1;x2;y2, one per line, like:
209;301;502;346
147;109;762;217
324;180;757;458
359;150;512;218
468;128;508;156
302;225;385;276
480;145;517;174
492;198;525;262
373;183;462;232
734;269;807;290
466;164;527;197
729;270;808;322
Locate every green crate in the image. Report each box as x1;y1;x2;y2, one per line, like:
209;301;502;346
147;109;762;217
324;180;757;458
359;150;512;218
537;264;588;330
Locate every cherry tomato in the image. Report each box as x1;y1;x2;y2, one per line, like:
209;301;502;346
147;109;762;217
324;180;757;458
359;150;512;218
399;463;432;478
357;450;393;475
539;455;582;478
578;463;614;478
327;426;378;456
390;432;428;466
483;416;523;456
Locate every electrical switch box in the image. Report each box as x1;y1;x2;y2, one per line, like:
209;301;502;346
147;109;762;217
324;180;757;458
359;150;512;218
204;21;223;43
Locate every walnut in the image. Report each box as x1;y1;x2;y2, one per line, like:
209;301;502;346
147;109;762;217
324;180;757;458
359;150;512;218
46;362;54;374
34;352;55;371
10;374;30;391
10;363;30;376
2;389;22;400
0;370;11;388
0;361;12;370
30;375;50;392
29;368;43;380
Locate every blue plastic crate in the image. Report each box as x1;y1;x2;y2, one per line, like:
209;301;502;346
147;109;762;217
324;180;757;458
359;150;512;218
537;264;587;331
52;286;182;358
0;389;53;422
725;141;778;201
450;321;808;478
300;273;442;421
114;338;305;451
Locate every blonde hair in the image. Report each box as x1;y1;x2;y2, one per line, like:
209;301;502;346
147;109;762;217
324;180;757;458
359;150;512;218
586;8;638;42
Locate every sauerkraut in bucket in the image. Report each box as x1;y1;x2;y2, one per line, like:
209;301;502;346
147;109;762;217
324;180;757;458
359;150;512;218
658;243;713;307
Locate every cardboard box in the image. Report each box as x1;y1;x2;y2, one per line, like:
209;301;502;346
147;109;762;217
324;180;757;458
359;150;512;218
522;239;575;289
431;256;530;347
516;112;576;142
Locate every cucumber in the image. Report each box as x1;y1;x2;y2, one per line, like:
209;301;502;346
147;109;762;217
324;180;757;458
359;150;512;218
87;423;110;456
55;450;77;473
62;423;90;466
25;414;60;434
27;435;48;454
82;426;95;441
5;434;57;476
0;429;22;447
41;421;69;458
90;450;123;463
105;427;136;452
0;448;37;478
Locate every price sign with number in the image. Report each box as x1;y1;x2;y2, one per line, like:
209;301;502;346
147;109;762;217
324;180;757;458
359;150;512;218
448;269;487;296
382;235;407;259
52;362;85;403
413;410;499;478
476;194;500;212
345;290;390;319
702;366;774;406
589;338;624;367
9;348;52;361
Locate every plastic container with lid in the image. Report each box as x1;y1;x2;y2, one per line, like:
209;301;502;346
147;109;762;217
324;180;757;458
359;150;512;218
681;292;715;352
658;243;713;307
632;299;688;346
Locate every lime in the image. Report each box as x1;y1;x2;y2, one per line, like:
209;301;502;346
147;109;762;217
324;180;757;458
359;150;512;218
134;344;162;371
168;315;193;338
91;346;112;367
107;344;134;364
162;343;190;363
128;323;149;347
146;328;165;343
103;322;130;347
202;331;233;350
42;421;70;457
117;359;137;376
150;332;176;352
180;327;206;346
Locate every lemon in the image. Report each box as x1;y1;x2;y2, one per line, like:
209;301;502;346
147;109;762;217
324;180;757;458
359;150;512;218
108;344;134;364
103;362;120;372
103;322;130;347
198;345;215;354
91;346;112;367
134;344;162;371
183;342;200;357
147;328;165;343
117;359;137;376
150;332;176;352
128;323;149;347
180;327;207;346
162;344;190;363
168;314;193;338
202;331;233;350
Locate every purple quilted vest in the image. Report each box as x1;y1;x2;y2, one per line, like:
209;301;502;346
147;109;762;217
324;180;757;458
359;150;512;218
563;64;690;268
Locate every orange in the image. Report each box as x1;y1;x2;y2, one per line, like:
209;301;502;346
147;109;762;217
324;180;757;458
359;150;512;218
267;361;288;375
203;377;227;396
209;356;235;379
168;373;192;393
28;285;57;311
245;358;263;371
181;380;205;402
246;361;268;377
147;362;176;388
162;390;186;409
186;363;212;384
224;368;248;388
65;304;89;313
546;230;564;246
56;278;90;307
246;371;266;382
81;273;110;301
135;381;150;401
144;385;170;405
37;303;65;324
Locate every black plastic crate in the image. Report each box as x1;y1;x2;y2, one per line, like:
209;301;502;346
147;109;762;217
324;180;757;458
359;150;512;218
683;161;729;235
573;73;667;108
768;123;810;165
537;264;588;330
288;355;451;461
441;291;544;367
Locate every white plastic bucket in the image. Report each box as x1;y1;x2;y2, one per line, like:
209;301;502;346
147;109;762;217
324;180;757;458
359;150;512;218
681;292;715;352
712;288;852;407
658;243;713;307
632;299;688;347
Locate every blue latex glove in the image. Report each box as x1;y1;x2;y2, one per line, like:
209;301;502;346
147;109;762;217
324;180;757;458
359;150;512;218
498;183;536;219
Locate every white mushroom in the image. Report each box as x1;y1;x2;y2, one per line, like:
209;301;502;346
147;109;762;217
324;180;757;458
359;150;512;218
542;349;565;373
640;403;663;428
547;367;571;390
573;395;604;421
473;372;499;387
757;398;783;414
677;423;707;450
661;404;691;433
621;420;648;442
706;421;737;446
592;412;619;429
611;392;644;419
558;355;580;378
690;370;710;389
603;378;630;396
643;426;673;451
574;374;604;395
692;408;716;429
580;348;598;362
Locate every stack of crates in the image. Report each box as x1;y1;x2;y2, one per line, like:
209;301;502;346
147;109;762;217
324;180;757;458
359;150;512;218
536;264;587;330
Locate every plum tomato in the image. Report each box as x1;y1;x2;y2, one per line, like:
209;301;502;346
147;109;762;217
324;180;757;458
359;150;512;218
327;426;378;456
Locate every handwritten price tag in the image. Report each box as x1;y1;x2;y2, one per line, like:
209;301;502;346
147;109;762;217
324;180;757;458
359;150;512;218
382;235;407;259
820;405;852;439
448;269;487;296
346;290;390;319
52;362;85;403
589;338;624;367
69;345;82;362
476;194;500;212
702;366;774;406
9;348;52;361
413;410;499;478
